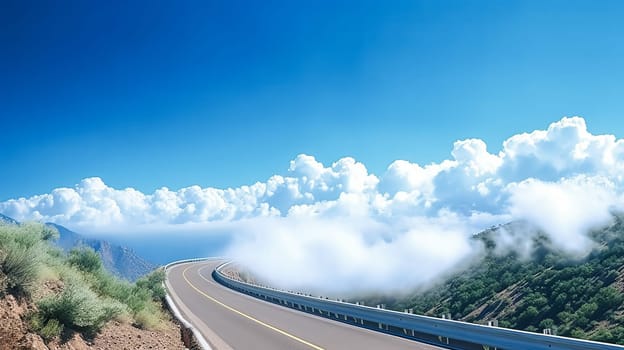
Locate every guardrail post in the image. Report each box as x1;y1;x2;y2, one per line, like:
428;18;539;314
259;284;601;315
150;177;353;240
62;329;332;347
376;305;388;329
484;319;499;349
402;309;414;335
439;314;450;344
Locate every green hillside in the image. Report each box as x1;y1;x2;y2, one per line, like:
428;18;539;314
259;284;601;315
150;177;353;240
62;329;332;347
0;221;166;341
379;216;624;345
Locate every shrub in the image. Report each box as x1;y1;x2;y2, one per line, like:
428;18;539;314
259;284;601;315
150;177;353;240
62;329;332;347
1;222;51;249
37;281;125;335
27;312;63;342
99;298;128;324
1;243;40;295
0;250;7;293
133;306;163;330
135;269;166;301
87;268;166;330
39;319;63;341
0;272;7;293
41;225;59;241
90;269;132;300
27;311;44;331
0;223;49;295
68;247;102;274
125;286;151;314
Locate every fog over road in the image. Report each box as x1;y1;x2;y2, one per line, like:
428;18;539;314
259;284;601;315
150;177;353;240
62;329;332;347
166;260;444;350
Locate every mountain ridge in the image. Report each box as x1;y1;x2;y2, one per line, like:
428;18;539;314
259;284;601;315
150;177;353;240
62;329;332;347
0;213;18;225
0;214;155;281
47;223;156;281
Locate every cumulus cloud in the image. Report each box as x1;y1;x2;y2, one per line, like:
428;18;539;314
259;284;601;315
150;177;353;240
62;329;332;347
499;117;624;182
2;116;623;293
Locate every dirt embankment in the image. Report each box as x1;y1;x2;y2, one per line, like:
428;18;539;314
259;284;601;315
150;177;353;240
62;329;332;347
0;294;188;350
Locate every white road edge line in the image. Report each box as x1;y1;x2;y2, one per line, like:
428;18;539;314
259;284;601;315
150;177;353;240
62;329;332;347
163;258;217;350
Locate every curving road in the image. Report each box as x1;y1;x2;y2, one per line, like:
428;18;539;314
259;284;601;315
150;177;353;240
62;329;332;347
166;260;444;350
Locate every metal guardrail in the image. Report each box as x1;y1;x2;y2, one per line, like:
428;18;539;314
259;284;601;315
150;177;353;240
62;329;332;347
163;257;218;272
213;262;624;350
163;257;216;350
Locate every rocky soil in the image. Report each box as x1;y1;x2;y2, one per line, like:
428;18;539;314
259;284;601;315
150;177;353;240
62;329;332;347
0;294;187;350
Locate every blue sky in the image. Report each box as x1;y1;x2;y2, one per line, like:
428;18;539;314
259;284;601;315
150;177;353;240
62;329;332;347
2;0;624;201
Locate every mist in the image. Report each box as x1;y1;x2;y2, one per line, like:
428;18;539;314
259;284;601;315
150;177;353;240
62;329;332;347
225;215;482;296
224;175;622;296
508;176;618;256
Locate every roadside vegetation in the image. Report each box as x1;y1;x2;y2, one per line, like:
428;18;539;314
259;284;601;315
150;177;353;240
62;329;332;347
0;221;167;342
371;215;624;345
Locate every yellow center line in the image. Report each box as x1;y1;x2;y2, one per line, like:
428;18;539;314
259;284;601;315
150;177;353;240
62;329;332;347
181;264;325;350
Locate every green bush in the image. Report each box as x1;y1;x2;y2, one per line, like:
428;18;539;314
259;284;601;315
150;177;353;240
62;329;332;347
0;272;7;292
1;243;40;295
27;310;44;331
86;269;165;330
125;286;152;314
1;222;53;248
37;281;126;335
41;225;59;241
68;247;102;274
135;269;166;301
90;269;132;299
0;222;51;295
39;319;63;341
29;312;65;342
133;305;164;330
0;250;7;292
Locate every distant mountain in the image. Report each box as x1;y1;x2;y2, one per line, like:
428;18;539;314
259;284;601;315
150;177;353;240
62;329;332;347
0;213;19;225
47;223;157;282
0;213;155;281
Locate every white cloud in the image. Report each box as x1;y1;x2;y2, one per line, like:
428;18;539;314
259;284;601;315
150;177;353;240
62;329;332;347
225;215;480;296
2;116;623;293
507;175;617;256
451;138;502;176
499;117;624;182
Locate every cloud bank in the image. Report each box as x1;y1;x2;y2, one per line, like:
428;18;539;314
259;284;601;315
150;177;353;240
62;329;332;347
2;117;623;293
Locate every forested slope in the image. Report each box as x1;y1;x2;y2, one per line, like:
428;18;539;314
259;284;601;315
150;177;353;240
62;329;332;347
381;216;624;345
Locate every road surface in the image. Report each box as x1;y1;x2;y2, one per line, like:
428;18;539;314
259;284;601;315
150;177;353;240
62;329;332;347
166;260;444;350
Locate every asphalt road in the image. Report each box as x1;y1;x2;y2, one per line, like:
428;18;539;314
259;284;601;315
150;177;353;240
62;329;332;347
166;260;444;350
